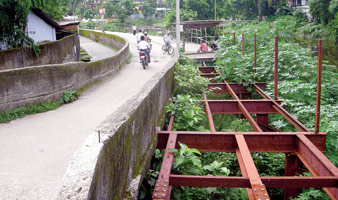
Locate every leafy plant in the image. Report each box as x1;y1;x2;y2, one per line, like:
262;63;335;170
203;160;230;176
166;95;207;131
61;89;80;103
170;142;203;175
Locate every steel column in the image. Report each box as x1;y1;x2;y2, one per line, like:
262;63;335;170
284;154;301;199
315;40;322;134
274;36;278;100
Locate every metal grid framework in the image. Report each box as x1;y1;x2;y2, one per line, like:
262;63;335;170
152;61;338;199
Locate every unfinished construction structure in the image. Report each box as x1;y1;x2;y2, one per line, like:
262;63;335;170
152;38;338;200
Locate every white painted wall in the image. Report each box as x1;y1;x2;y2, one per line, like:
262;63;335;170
26;12;56;43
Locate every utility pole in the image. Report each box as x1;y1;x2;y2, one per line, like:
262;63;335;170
214;0;216;20
176;0;180;50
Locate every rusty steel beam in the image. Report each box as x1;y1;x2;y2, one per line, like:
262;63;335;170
315;40;322;134
198;66;216;73
207;83;266;94
223;81;263;132
200;73;218;79
207;100;281;114
235;135;270;199
253;84;310;132
203;92;216;132
202;61;207;67
169;175;338;188
236;149;255;199
156;131;326;153
153;116;176;200
296;135;338;199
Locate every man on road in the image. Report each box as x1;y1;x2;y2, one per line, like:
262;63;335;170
137;36;151;63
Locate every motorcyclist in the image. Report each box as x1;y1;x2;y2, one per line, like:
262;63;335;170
137;36;151;63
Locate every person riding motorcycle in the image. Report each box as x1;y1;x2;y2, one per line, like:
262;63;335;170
137;36;151;63
144;32;152;49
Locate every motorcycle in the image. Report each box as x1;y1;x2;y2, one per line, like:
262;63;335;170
139;50;148;69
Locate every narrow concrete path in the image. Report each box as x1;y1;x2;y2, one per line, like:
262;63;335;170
79;36;116;61
0;32;199;200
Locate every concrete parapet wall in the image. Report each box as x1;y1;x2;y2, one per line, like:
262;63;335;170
0;33;80;71
0;31;129;111
58;52;178;200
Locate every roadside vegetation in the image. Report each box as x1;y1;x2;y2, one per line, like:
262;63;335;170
140;17;337;197
0;89;80;123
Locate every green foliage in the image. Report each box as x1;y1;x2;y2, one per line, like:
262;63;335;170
140;2;155;23
174;60;209;96
308;0;333;25
0;100;61;123
61;89;80;103
170;142;203;175
166;95;207;131
291;188;331;200
0;89;80;123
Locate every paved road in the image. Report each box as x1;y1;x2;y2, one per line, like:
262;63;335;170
79;36;116;61
0;32;199;200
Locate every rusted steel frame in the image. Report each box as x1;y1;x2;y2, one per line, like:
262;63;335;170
315;40;322;134
202;61;207;67
253;84;311;132
256;114;269;126
254;34;257;80
235;135;270;199
259;124;281;132
274;36;278;100
236;149;255;199
242;33;245;55
296;134;338;199
156;131;326;153
169;175;338;188
153;116;175;200
198;66;216;73
207;100;282;114
203;92;216;132
207;82;266;94
284;154;301;200
224;81;263;132
200;74;218;79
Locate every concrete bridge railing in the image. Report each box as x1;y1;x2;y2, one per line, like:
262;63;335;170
0;30;129;111
0;33;80;71
57;43;179;199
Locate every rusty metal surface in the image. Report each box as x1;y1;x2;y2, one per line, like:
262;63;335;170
156;131;327;153
274;36;279;100
153;116;175;200
169;175;338;188
152;58;338;199
315;40;323;134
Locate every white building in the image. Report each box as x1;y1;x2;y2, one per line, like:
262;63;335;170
26;9;63;44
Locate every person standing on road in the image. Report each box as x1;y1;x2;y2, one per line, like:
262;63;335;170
137;36;151;63
132;25;137;35
136;30;144;44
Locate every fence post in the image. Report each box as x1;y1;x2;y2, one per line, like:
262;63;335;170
274;37;278;101
254;34;257;80
315;40;322;134
242;34;245;55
